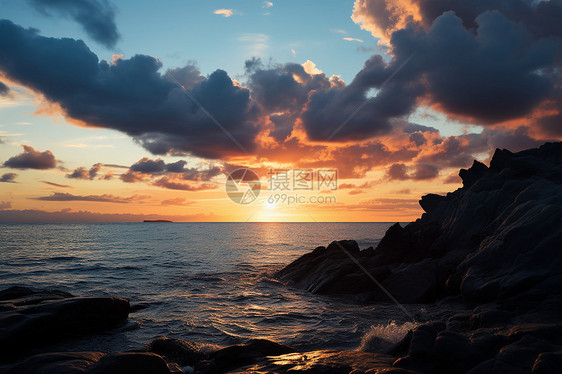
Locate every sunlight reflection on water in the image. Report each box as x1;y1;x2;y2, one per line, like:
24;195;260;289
0;222;421;352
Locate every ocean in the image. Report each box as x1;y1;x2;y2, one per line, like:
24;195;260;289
0;222;424;353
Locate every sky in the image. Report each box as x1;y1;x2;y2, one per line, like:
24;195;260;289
0;0;561;222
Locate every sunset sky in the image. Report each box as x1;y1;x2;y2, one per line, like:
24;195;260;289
1;0;561;222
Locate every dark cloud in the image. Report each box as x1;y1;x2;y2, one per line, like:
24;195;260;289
40;181;72;188
315;2;562;141
0;20;259;159
386;163;439;181
386;163;409;180
245;61;332;142
121;158;223;185
27;0;120;48
301;53;424;141
0;81;9;96
414;0;562;40
411;164;439;180
0;173;17;183
3;145;57;170
66;163;103;179
33;192;148;203
403;123;439;134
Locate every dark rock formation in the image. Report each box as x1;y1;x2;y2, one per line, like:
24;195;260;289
0;286;130;363
0;351;180;374
271;142;562;373
276;142;562;310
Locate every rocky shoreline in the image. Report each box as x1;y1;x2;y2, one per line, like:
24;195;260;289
2;142;562;373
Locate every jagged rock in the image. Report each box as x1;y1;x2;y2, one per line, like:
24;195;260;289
459;160;489;188
276;142;562;309
0;286;130;363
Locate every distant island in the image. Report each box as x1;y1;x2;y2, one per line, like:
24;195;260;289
143;220;173;223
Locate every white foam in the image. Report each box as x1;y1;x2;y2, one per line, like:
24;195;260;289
358;321;418;352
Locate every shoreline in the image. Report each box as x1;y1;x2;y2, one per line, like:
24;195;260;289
2;142;562;373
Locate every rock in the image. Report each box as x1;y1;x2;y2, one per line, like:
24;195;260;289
230;350;396;374
459;160;489;188
431;330;470;367
408;322;445;358
326;240;360;253
495;335;560;372
419;194;445;214
0;287;130;363
0;286;73;307
205;338;295;373
276;142;562;317
532;351;562;373
146;337;206;367
0;351;177;374
373;259;438;303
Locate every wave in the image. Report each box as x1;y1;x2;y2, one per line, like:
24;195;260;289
358;321;418;353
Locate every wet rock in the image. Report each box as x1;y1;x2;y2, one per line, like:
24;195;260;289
146;337;206;367
206;338;295;373
0;351;177;374
532;351;562;373
232;350;396;374
0;287;130;363
408;322;445;358
496;335;560;372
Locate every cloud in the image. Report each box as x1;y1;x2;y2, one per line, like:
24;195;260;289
263;1;273;8
385;163;439;181
27;0;120;48
119;158;223;187
0;201;12;210
343;37;364;43
0;20;259;159
0;173;17;183
33;192;148;203
0;81;9;96
161;197;194;206
3;145;57;170
348;1;562;137
443;172;461;184
66;163;103;179
0;208;220;223
214;9;235;17
338;181;375;195
153;177;218;191
40;181;72;188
